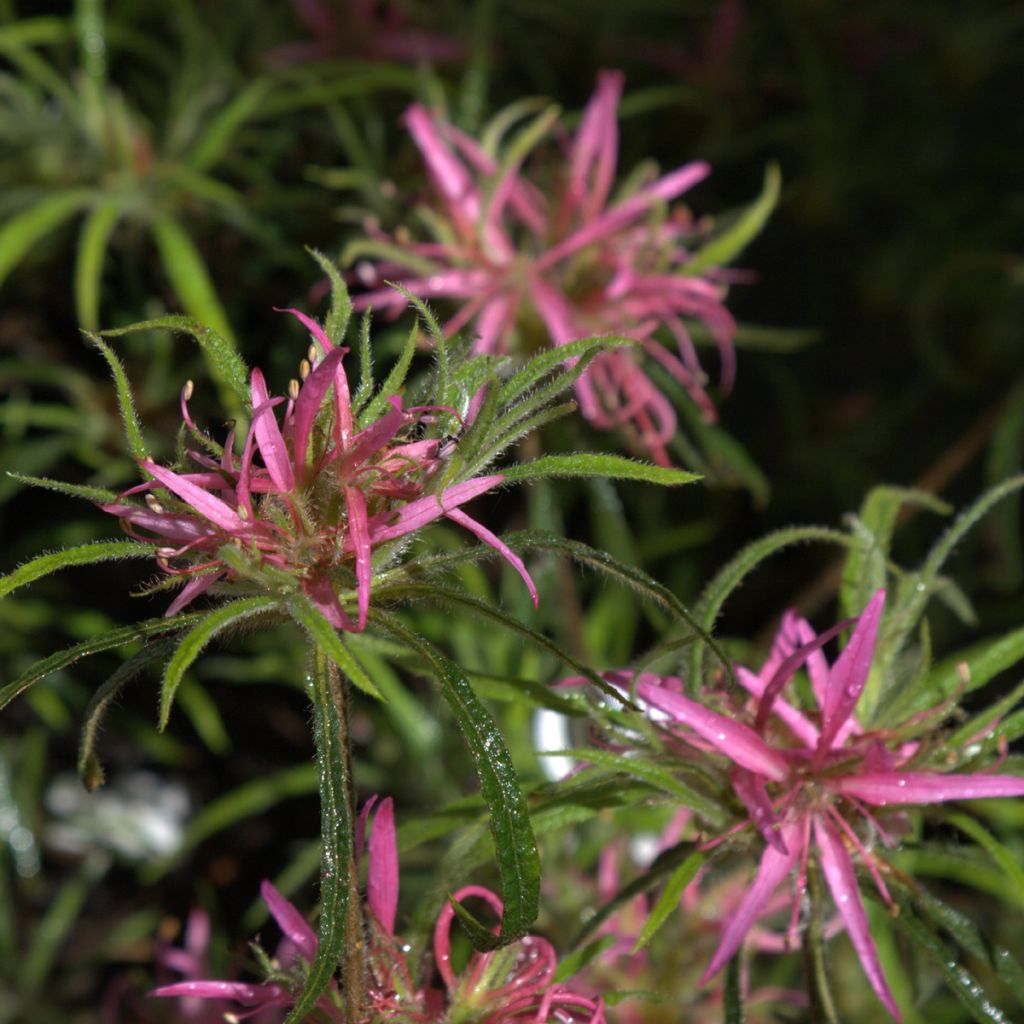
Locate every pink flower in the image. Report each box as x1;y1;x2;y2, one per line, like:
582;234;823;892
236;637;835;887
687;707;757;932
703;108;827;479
352;71;737;465
624;590;1024;1019
100;307;536;628
153;797;604;1023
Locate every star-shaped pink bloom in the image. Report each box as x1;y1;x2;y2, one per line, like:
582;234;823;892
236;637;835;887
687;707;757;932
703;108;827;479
631;590;1024;1019
351;71;737;465
101;307;536;629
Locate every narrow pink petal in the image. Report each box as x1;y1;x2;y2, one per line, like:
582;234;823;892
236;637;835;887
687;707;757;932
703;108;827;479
140;461;244;532
818;590;885;756
814;816;901;1019
260;880;318;961
536;161;712;269
636;683;789;781
836;771;1024;805
275;306;334;352
333;397;405;476
444;507;538;606
150;980;287;1006
530;277;578;345
249;371;294;492
367;797;399;937
302;576;357;632
570;70;623;219
404;104;480;222
731;768;787;854
735;666;819;749
292;346;347;481
164;573;221;617
366;475;505;546
433;884;504;991
701;822;800;982
345;486;372;630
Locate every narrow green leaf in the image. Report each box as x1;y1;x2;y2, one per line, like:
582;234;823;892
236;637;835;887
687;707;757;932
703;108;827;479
7;473;118;504
187;78;273;172
78;639;177;790
0;190;92;287
553;748;723;824
632;849;706;953
101;314;250;408
552;935;616;984
85;333;148;460
398;287;450;407
74;196;122;329
149;214;242;407
724;954;745;1024
0;612;205;712
947;813;1024;907
497;336;631;406
359;320;418;425
923;625;1024;709
690;525;850;687
284;592;384;701
502;454;699;487
840;485;951;619
894;902;1012;1024
0;540;154;600
284;647;355;1023
371;611;540;949
687;163;780;274
159;596;278;728
308;247;352;346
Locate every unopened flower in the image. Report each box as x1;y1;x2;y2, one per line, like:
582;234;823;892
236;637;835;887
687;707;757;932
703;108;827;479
100;307;536;629
616;590;1024;1019
352;71;738;465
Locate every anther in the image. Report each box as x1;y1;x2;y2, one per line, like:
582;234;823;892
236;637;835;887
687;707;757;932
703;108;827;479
289;379;301;400
145;494;165;514
299;359;311;381
307;344;318;365
182;380;194;401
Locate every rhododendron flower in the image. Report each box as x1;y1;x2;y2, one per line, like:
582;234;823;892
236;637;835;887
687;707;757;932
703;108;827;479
100;307;536;629
616;590;1024;1019
352;71;738;465
154;797;603;1023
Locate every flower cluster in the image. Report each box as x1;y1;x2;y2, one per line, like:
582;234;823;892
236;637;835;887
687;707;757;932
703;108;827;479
351;71;737;465
587;591;1024;1019
100;308;536;629
154;797;604;1023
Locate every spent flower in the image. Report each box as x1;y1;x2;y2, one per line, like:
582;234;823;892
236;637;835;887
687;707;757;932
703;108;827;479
351;71;744;464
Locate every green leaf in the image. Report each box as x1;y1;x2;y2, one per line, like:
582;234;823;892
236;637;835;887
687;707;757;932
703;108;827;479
85;333;148;461
101;314;250;408
921;624;1024;710
159;596;278;728
149;214;241;408
78;638;178;790
497;336;630;406
894;902;1013;1024
359;320;418;424
552;935;616;984
308;247;352;346
632;849;706;953
284;647;356;1023
947;813;1024;907
502;453;699;486
284;592;384;701
74;196;122;329
0;190;92;288
0;540;154;600
687;163;781;274
6;472;118;504
372;611;540;949
689;525;850;687
187;78;273;172
840;485;951;620
0;613;205;712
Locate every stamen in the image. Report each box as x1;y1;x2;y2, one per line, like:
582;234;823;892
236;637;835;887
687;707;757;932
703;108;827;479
299;359;311;381
182;380;194;401
307;344;318;365
289;379;301;400
145;494;165;514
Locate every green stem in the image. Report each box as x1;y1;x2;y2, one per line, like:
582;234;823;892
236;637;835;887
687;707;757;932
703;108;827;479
285;645;363;1024
805;863;841;1024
